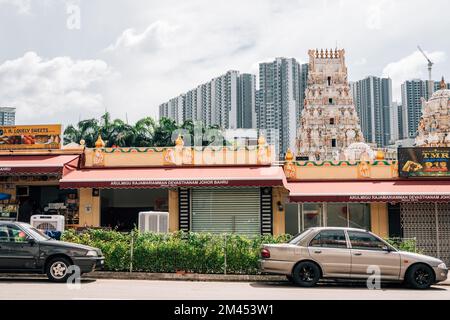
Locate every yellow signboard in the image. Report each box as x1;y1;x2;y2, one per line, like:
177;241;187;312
0;125;62;150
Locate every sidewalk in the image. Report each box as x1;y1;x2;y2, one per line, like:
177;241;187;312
1;271;449;285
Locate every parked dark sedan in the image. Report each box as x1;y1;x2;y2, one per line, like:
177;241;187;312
0;221;104;282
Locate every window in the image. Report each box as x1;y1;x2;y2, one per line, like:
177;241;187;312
326;203;371;230
329;98;333;105
331;139;337;148
0;225;28;243
327;76;331;86
329;118;335;125
284;203;322;235
309;230;347;248
327;203;348;227
348;204;371;229
347;231;386;251
303;203;322;230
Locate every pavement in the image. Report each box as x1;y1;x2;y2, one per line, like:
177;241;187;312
1;271;449;284
0;278;449;300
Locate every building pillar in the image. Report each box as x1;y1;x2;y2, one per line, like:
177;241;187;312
272;187;287;236
370;203;389;238
168;189;179;232
78;188;100;227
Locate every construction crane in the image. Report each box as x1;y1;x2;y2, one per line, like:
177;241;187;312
417;45;434;96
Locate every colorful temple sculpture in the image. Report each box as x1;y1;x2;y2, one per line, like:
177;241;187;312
296;48;366;161
416;77;450;147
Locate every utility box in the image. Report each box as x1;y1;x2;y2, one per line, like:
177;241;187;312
138;211;169;233
30;215;65;232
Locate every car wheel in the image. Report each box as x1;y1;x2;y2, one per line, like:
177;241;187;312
292;261;321;287
46;257;72;283
406;264;435;289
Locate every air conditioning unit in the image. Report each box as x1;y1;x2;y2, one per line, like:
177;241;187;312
30;215;65;232
138;211;169;233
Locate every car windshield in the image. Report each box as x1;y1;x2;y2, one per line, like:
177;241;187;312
288;229;313;244
20;224;51;241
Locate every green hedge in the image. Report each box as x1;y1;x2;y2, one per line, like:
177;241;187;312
62;229;291;274
62;229;418;274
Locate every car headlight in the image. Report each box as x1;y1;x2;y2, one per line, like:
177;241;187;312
438;263;447;270
86;250;98;257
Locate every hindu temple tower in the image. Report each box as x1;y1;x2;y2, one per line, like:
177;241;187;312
296;49;365;160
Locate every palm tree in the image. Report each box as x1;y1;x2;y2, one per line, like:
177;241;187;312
63;118;100;147
152;117;178;147
134;117;157;147
64;113;229;148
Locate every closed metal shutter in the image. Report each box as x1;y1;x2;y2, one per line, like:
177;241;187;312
401;202;450;264
191;188;261;236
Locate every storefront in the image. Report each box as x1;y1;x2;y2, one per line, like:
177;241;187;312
285;178;450;264
395;147;450;264
60;165;286;234
0;153;81;225
58;135;285;235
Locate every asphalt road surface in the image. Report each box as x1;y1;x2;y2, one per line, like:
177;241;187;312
0;278;449;300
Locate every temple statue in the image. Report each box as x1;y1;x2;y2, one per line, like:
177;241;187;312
415;77;450;147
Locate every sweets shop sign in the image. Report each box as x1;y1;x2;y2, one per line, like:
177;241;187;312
399;147;450;177
0;125;62;150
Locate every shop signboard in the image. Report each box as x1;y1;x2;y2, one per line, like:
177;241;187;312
0;124;62;150
398;147;450;178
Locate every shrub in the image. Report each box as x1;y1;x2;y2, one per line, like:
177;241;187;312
62;229;291;274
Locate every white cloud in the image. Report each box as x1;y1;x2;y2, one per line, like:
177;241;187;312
382;50;447;100
0;0;31;14
105;21;180;52
0;52;113;124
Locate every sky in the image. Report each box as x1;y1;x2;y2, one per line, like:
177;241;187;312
0;0;449;127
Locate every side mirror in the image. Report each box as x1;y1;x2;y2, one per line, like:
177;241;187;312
382;246;391;252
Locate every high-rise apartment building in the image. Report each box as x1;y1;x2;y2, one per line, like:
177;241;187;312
257;58;305;158
159;71;256;130
351;76;393;147
0;107;16;125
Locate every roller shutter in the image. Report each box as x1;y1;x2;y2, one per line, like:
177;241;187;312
191;187;261;236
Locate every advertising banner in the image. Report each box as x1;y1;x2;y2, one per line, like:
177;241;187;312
398;147;450;177
0;125;62;150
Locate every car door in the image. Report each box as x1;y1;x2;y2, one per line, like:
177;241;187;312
0;224;38;270
347;230;401;280
308;229;351;278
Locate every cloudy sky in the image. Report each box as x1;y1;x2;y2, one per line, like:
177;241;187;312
0;0;449;126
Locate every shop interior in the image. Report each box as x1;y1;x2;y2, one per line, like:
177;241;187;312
16;185;79;226
100;189;168;231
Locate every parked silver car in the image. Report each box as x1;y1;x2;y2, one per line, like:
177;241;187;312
260;227;448;289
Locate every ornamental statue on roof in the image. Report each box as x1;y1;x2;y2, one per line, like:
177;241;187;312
415;77;450;147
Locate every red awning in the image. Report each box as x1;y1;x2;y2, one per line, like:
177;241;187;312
287;180;450;203
0;155;79;175
60;166;286;189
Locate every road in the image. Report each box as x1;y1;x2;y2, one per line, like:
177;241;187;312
0;278;449;300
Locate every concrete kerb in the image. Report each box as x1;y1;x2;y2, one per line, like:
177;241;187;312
0;272;286;282
0;272;449;285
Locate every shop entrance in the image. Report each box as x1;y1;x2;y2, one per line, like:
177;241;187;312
100;189;168;231
16;185;79;225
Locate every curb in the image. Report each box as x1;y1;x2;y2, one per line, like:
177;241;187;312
0;272;286;282
85;272;286;282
